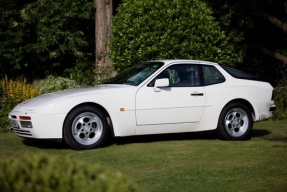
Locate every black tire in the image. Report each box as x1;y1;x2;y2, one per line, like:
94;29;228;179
64;105;109;150
217;102;253;140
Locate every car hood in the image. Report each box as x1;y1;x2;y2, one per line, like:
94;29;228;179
12;84;136;112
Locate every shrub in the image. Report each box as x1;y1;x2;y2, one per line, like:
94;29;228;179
110;0;244;71
33;75;87;95
272;86;287;120
0;75;39;131
64;60;95;86
0;154;139;192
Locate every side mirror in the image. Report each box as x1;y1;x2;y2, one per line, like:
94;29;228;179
154;78;169;92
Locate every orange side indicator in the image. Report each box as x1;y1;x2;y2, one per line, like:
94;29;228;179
120;108;125;111
19;116;31;120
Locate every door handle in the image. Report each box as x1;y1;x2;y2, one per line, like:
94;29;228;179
191;93;204;96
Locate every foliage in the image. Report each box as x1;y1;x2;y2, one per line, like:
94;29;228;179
0;0;95;79
33;76;86;95
0;0;33;79
273;87;287;120
0;154;139;192
64;60;95;86
207;0;287;83
272;64;287;120
0;75;39;131
110;0;244;71
95;65;117;84
272;78;287;120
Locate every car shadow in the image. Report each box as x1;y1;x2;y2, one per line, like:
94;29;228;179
22;129;273;149
251;129;271;137
21;131;217;149
22;138;70;149
112;129;272;146
112;130;218;146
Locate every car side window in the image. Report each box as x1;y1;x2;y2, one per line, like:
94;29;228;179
202;65;225;85
148;65;200;87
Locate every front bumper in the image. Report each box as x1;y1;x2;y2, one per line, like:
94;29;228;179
9;111;66;139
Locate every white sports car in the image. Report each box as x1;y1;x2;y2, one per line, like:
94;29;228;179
9;60;276;149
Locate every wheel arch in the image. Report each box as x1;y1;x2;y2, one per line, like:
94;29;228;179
217;98;255;140
221;99;256;121
62;102;115;139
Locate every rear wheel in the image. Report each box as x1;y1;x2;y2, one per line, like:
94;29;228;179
64;105;109;150
217;102;253;140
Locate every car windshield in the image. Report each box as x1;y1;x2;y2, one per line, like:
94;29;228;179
103;62;164;86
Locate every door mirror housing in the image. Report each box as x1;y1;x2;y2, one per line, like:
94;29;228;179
154;78;169;92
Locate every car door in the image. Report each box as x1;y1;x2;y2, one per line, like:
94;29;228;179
136;64;206;125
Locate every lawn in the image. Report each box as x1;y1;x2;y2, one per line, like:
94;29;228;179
0;121;287;192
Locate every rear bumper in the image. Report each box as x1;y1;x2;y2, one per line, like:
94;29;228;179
259;112;273;121
257;102;275;121
269;105;276;112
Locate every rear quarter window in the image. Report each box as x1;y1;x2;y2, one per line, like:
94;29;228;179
202;65;225;85
220;65;258;80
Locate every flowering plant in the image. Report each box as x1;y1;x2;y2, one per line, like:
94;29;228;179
0;75;39;131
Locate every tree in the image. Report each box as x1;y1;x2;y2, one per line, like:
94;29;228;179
260;10;287;64
110;0;244;72
207;0;287;82
0;0;95;80
0;0;34;79
94;0;117;84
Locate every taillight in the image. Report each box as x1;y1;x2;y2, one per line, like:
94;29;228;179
271;90;274;100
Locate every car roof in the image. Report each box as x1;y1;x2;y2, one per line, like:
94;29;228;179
147;59;218;66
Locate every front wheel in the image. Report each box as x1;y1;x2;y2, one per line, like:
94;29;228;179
217;102;253;140
64;105;109;150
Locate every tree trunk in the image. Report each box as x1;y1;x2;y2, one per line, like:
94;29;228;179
261;47;287;64
260;11;287;34
94;0;115;84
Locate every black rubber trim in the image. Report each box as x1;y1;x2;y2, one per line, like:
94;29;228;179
191;93;204;96
269;106;276;111
13;129;30;133
15;132;32;136
198;65;205;86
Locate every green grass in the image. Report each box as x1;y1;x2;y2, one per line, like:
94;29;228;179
1;121;287;192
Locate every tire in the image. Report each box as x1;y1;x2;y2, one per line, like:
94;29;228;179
217;102;253;140
64;105;109;150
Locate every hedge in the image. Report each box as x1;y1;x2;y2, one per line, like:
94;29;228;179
110;0;244;71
